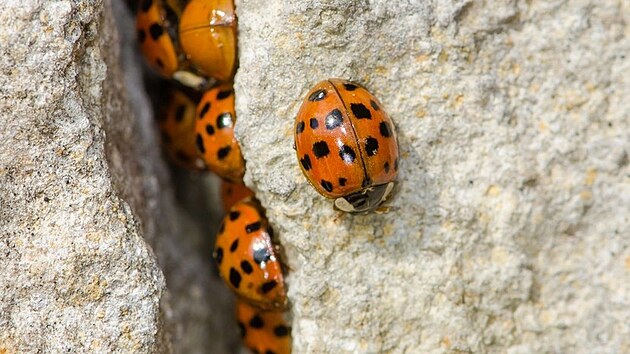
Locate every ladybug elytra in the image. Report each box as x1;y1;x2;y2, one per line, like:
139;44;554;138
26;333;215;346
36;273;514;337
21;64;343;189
195;84;245;182
236;299;291;354
213;199;287;310
294;79;399;213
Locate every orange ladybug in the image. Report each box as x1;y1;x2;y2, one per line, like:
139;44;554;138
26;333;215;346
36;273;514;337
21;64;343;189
195;84;245;182
135;0;183;78
159;89;205;170
213;199;286;310
221;180;255;211
294;79;399;213
178;0;237;82
236;299;291;354
136;0;209;88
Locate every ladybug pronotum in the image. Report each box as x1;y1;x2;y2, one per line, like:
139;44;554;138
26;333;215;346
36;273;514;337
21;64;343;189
294;79;399;213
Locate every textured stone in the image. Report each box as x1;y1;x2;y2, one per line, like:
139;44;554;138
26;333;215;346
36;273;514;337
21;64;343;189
0;0;168;352
235;0;630;353
0;0;238;352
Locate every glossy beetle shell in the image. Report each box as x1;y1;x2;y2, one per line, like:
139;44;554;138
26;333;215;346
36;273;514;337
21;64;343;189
294;79;399;212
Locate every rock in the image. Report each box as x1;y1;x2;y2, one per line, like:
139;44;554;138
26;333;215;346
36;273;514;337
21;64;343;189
0;0;238;352
0;0;167;351
235;0;630;353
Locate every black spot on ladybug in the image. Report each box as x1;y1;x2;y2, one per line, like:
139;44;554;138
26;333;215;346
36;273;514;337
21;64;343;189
379;121;392;137
309;117;319;129
370;99;380;111
265;351;277;354
217;112;233;129
320;180;333;192
384;161;390;173
206;124;215;135
175;105;186;122
141;0;152;12
199;102;210;118
237;322;246;337
219;220;225;234
394;158;399;171
229;211;240;220
246;221;261;233
149;23;164;40
161;131;171;145
261;280;278;294
339;177;347;186
339;145;356;164
156;58;164;68
365;137;379;156
325;109;343;130
296;121;305;134
230;239;239;252
240;260;253;274
253;247;271;265
196;134;205;154
308;89;326;101
312;141;330;158
300;154;312;171
175;150;190;162
137;29;146;43
217;89;233;100
274;325;290;337
217;146;231;160
249;315;264;328
214;247;223;264
343;83;358;91
229;268;241;288
351;103;372;119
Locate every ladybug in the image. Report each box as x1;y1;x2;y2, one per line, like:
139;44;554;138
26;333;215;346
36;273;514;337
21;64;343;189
158;88;205;170
213;199;286;309
135;0;184;78
221;180;255;211
294;79;399;213
236;299;291;354
195;84;245;182
136;0;208;88
178;0;237;82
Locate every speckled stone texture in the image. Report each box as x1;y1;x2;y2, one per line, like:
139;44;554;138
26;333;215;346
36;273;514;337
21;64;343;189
0;0;238;352
0;0;168;352
235;0;630;353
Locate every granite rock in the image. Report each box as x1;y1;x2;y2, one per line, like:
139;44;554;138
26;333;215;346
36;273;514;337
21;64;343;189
0;0;168;351
0;0;238;352
234;0;630;353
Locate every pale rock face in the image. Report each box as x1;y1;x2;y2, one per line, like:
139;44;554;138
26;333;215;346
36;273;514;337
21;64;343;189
234;0;630;353
0;0;237;353
0;0;168;351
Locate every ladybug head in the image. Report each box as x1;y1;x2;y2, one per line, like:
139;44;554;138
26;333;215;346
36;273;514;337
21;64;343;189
334;182;395;213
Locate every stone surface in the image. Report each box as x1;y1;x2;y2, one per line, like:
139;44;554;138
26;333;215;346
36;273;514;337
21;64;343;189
0;0;167;352
235;0;630;353
0;0;239;353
